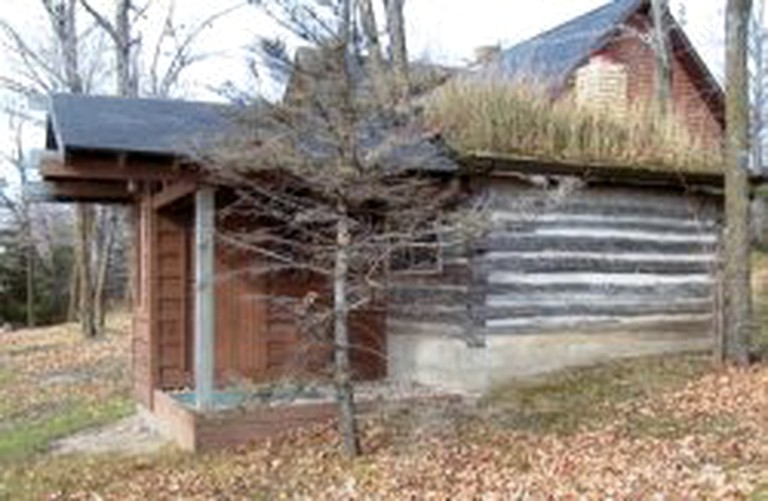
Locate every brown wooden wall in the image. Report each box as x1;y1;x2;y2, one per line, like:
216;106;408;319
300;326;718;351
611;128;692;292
156;209;192;388
133;189;387;408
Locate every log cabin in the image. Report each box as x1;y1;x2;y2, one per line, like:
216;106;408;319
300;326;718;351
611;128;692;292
35;0;736;449
39;92;726;400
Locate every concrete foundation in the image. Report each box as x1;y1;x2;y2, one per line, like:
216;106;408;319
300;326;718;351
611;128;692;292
387;324;712;394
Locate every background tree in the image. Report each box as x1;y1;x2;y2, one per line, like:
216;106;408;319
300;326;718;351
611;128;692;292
651;0;672;114
0;0;245;336
723;0;753;364
0;0;102;336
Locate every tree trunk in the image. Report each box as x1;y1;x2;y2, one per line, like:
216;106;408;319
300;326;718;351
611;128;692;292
94;208;118;329
48;0;95;337
26;233;35;328
723;0;753;365
385;0;409;104
358;0;390;108
333;205;360;457
651;0;672;115
60;0;84;93
116;0;137;97
67;262;79;323
75;204;97;338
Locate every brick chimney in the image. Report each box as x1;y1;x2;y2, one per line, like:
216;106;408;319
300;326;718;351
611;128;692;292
475;45;501;64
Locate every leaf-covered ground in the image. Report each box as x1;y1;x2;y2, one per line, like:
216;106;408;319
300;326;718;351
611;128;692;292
1;318;768;498
0;316;132;461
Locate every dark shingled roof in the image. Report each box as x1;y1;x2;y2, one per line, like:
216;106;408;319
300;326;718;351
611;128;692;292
479;0;642;89
46;93;458;173
47;93;237;157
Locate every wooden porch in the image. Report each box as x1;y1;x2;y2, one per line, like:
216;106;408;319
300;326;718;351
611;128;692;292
39;144;388;441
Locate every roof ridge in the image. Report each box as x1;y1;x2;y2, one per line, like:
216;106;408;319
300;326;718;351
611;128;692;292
476;0;646;90
508;0;641;50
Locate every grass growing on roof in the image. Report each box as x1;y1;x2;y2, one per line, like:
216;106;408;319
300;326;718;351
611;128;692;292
426;79;723;174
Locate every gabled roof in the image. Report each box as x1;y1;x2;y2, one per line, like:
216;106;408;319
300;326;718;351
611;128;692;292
47;93;237;157
44;93;458;174
477;0;723;111
480;0;641;88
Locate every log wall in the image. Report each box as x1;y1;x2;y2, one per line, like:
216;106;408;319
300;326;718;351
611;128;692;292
388;178;722;391
479;180;721;334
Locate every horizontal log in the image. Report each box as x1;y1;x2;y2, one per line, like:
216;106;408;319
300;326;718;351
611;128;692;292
389;306;470;324
490;197;720;222
487;271;713;287
486;291;713;308
40;156;196;182
28;180;133;203
491;215;718;235
481;314;714;335
484;234;716;254
388;288;469;306
495;228;716;244
480;300;713;321
490;210;718;227
488;182;720;210
392;298;712;322
480;256;714;275
483;281;714;298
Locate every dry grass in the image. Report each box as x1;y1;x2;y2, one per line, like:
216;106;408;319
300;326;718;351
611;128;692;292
426;79;723;174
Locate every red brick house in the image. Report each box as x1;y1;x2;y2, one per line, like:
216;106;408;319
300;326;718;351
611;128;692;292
478;0;724;143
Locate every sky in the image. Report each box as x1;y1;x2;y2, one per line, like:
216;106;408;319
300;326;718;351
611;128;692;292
0;0;757;180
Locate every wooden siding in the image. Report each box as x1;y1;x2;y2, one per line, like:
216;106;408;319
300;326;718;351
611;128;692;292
389;180;722;341
134;193;388;402
156;209;192;388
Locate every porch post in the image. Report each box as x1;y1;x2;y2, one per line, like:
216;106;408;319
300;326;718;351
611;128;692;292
194;187;215;411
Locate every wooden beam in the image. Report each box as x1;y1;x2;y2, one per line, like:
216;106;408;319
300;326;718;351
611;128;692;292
465;153;728;188
152;181;198;210
28;181;133;204
40;156;198;183
194;187;216;411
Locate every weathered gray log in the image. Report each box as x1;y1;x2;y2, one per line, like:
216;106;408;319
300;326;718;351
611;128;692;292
479;256;713;275
484;235;716;254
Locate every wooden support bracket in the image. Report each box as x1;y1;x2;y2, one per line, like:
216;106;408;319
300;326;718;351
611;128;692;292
152;181;198;210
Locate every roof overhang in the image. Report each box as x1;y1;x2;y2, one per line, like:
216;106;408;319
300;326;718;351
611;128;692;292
464;153;740;191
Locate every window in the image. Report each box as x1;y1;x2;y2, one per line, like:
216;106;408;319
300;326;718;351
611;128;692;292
389;228;442;275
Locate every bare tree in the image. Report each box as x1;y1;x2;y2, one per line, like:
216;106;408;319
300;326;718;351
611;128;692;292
77;0;246;329
146;1;249;98
384;0;409;103
0;114;36;327
208;0;468;457
79;0;140;97
358;0;390;107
